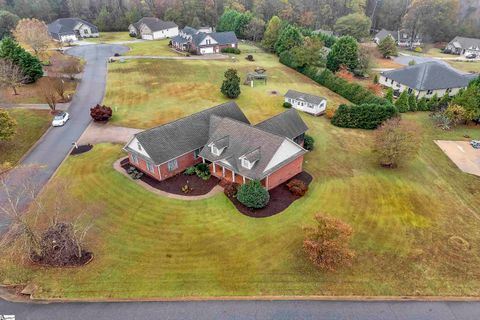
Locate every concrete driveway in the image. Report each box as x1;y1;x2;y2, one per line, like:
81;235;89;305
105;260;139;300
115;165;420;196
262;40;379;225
78;122;141;145
0;44;128;233
435;140;480;176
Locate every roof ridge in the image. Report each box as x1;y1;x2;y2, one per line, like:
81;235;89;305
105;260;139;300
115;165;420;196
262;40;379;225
417;63;430;89
254;109;296;126
217;116;288;141
135;101;237;136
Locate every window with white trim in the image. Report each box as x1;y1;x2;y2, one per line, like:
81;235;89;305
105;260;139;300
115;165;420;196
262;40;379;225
427;89;433;95
167;159;178;172
211;145;224;156
194;148;202;159
241;158;253;169
146;162;155;173
137;141;142;151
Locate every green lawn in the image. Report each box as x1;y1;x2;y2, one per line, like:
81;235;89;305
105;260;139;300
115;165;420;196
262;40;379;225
0;108;51;167
104;48;348;128
86;32;133;44
125;39;183;57
2;112;480;299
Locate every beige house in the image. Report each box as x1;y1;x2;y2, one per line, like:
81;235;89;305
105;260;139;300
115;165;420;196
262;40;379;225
129;17;178;40
379;62;476;99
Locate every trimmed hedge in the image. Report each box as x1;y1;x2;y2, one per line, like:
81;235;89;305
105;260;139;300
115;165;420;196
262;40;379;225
331;104;398;130
221;47;241;54
236;180;270;209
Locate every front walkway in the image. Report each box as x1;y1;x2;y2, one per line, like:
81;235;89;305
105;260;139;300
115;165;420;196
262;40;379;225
78;122;142;145
113;158;223;201
0;103;70;111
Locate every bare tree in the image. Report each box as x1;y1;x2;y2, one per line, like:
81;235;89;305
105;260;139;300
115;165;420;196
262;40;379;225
51;78;66;101
36;78;58;112
13;18;51;57
0;172;95;266
0;59;25;95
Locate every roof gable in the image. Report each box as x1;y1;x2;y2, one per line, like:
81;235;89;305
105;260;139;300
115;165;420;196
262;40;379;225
284;90;326;105
48;18;97;35
254;109;308;140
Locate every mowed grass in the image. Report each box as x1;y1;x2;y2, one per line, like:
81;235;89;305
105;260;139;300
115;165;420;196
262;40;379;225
104;48;348;128
86;32;133;43
1;112;480;299
126;39;183;57
0;108;51;166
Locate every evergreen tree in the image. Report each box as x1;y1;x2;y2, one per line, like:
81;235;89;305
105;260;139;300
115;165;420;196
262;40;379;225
452;78;480;121
373;74;379;84
217;9;241;32
427;93;439;111
274;24;302;54
437;92;451;110
395;90;410;113
0;109;16;141
408;93;417;111
326;36;359;72
417;97;428;111
378;35;398;58
0;10;20;39
233;11;252;39
385;88;394;103
0;37;43;83
221;68;241;98
261;16;281;52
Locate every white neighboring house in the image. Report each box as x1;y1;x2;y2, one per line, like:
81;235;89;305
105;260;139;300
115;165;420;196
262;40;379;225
379;61;477;99
445;36;480;56
284;90;327;116
373;29;422;48
129;17;178;40
48;18;99;42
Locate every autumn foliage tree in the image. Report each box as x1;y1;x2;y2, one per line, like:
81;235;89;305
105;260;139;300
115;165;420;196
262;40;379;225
303;214;355;272
373;117;421;168
90;104;113;121
13;18;51;57
0;109;17;141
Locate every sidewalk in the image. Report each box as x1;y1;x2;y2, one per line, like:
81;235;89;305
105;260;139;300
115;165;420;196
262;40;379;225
0;103;70;111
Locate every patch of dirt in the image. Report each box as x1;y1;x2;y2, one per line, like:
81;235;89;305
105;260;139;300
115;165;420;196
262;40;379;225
31;251;93;268
121;159;219;196
269;90;279;96
70;144;93;155
227;172;313;218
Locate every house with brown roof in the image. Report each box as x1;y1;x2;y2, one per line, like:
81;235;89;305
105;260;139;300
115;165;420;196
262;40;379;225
123;102;308;190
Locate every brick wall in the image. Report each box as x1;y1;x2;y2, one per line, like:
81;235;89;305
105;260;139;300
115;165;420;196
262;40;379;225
158;151;202;180
128;153;161;180
266;156;304;190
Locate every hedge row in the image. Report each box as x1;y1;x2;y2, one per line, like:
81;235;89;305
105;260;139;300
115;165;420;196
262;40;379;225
331;104;398;129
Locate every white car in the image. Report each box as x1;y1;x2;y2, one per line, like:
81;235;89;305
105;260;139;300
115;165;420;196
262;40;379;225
52;111;70;127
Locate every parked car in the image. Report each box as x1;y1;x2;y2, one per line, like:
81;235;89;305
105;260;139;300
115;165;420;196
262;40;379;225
465;53;477;59
470;140;480;149
52;111;70;127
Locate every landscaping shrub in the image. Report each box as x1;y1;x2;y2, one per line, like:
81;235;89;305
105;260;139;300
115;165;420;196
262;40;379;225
394;91;410;113
223;182;239;198
283;102;292;108
236;180;270;209
220;68;241;99
221;47;241;54
303;134;315;151
417;97;428;111
184;166;196;176
90;104;113;121
431;112;452;130
331;103;398;129
246;54;254;61
286;179;308;196
195;163;211;180
414;47;423;53
325;106;337;119
303;214;355;272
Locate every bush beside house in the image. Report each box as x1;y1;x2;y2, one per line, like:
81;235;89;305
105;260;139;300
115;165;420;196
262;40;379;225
236;180;270;209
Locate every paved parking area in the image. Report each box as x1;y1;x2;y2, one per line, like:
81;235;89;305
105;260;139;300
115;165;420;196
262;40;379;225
435;140;480;176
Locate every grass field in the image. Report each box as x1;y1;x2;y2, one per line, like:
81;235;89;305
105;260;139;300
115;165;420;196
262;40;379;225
0;77;78;104
126;39;183;56
104;45;348;128
0;108;51;167
86;32;133;44
1;112;480;299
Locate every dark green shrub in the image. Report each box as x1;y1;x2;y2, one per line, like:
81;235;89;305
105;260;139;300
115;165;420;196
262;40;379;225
195;163;211;180
417;97;428;111
236;180;270;209
395;91;410;113
331;103;398;129
184;166;196;176
0;37;43;83
220;68;241;99
283;102;292;108
221;47;241;54
304;134;314;151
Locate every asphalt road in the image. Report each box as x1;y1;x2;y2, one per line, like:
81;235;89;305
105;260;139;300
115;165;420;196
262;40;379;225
0;44;128;233
1;299;479;320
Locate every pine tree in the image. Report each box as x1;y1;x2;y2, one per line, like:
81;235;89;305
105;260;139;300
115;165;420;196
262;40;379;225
0;37;42;83
385;88;394;103
221;68;241;99
326;36;359;72
378;35;398;58
408;93;417;112
417;97;428;111
274;24;303;54
262;16;282;52
427;93;439;111
395;90;410;113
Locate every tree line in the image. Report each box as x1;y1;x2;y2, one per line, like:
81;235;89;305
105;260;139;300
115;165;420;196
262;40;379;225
0;0;479;42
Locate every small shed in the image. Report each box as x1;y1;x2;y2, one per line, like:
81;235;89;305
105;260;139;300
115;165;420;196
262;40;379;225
244;67;268;86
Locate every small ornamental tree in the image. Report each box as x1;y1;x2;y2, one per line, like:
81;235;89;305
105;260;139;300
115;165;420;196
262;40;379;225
395;90;410;113
427;93;439;111
408;93;418;112
195;163;211;180
385;88;394;103
378;35;398;58
303;134;315;151
373;74;379;84
444;104;466;126
90;104;113;121
303;214;355;272
326;36;358;72
373;117;421;168
0;58;25;95
37;78;58;112
221;68;241;99
236;180;270;209
13;18;51;57
0;109;17;141
286;179;308;196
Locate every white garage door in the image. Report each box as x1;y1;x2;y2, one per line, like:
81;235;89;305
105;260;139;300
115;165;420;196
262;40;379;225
142;34;154;40
200;47;214;54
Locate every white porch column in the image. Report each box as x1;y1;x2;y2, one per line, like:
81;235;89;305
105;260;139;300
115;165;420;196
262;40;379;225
242;176;246;184
202;157;205;164
232;171;235;182
222;166;225;177
213;162;216;173
265;176;269;189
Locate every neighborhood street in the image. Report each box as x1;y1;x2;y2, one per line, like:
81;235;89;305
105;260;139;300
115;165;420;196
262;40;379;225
0;44;128;233
1;298;480;319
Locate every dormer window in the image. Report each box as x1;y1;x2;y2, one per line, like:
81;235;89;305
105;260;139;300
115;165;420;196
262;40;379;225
241;158;254;169
211;145;224;156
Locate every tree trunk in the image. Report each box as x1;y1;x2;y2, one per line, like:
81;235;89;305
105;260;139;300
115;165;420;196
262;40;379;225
12;86;18;95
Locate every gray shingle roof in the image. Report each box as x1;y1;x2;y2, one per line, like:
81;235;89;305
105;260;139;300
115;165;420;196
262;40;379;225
171;35;189;44
375;29;396;42
48;18;98;38
130;102;250;165
199;118;306;180
135;17;177;32
449;36;480;50
182;26;198;35
284;90;326;106
192;31;238;47
254;109;308;140
380;61;475;91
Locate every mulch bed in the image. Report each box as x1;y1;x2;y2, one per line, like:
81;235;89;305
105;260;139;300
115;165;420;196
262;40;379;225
31;251;93;268
121;159;219;196
70;144;93;155
227;172;313;218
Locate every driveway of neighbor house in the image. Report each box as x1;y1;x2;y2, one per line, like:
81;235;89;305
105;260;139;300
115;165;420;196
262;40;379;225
435;140;480;176
78;122;142;145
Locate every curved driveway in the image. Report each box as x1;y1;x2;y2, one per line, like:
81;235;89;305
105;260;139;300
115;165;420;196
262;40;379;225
0;44;128;233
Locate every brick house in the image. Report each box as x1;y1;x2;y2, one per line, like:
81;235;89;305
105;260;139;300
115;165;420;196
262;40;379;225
123;102;308;190
171;26;238;55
